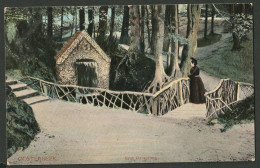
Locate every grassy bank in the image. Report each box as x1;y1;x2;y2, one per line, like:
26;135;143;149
208;95;254;132
198;33;253;84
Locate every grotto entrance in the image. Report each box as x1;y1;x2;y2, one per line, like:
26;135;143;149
75;59;98;87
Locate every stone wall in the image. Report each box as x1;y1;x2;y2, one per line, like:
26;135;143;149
56;36;110;89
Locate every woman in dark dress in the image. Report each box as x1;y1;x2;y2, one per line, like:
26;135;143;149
188;58;206;104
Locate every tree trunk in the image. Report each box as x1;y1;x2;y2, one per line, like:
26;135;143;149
140;6;145;53
232;32;242;50
75;8;78;31
33;8;43;39
241;4;246;14
109;7;116;39
71;8;75;37
79;7;85;31
60;7;64;41
129;5;141;52
169;5;180;77
150;5;156;54
180;4;202;76
204;4;208;39
98;6;108;39
47;7;53;39
210;4;215;35
119;6;130;44
87;7;94;37
148;5;167;93
163;6;171;52
145;6;151;49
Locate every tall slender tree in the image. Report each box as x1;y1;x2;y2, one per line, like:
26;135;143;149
210;4;215;35
60;7;64;41
98;6;108;39
140;6;146;53
169;5;180;77
163;6;171;52
109;7;116;39
119;6;130;44
47;7;53;39
145;6;151;48
147;5;168;93
129;5;141;52
87;7;94;37
150;5;156;54
180;4;202;75
79;7;85;31
204;4;208;39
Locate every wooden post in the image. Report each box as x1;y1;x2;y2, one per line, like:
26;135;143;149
121;94;123;108
152;97;158;115
178;80;184;105
236;83;240;101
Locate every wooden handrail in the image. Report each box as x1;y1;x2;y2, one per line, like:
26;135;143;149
22;76;154;97
153;77;189;98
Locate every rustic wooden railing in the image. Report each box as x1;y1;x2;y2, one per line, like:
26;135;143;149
20;76;190;116
151;78;190;115
205;79;254;119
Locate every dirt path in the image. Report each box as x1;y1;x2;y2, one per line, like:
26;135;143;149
8;99;254;165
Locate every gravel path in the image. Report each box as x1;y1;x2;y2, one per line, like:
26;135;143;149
8;99;254;165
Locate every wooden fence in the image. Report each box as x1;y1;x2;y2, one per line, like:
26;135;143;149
21;77;190;115
205;79;254;119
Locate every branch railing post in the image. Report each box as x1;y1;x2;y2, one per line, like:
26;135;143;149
178;80;184;106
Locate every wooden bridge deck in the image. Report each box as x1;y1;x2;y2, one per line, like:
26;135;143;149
162;103;207;120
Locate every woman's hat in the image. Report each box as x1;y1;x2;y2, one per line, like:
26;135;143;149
191;57;197;65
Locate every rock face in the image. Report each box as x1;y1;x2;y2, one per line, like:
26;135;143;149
114;51;155;92
56;30;111;89
6;76;40;158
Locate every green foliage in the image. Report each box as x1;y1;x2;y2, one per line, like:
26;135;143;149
5;18;58;82
232;14;253;41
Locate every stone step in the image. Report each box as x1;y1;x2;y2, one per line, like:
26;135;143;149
6;78;18;85
13;89;39;99
23;95;50;105
9;83;28;92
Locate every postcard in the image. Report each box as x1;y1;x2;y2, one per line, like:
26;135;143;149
4;3;254;165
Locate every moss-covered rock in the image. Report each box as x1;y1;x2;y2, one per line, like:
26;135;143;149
6;85;40;158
